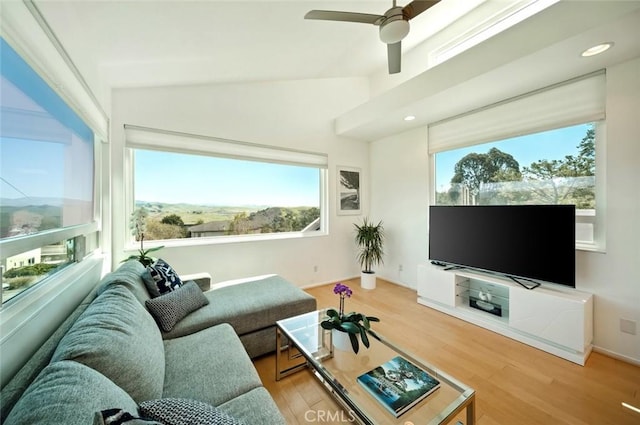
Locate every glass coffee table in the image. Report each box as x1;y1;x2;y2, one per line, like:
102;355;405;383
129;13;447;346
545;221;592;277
276;309;475;425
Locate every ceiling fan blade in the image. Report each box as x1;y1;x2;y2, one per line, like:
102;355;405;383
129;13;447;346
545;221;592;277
387;42;402;74
402;0;440;20
304;10;383;25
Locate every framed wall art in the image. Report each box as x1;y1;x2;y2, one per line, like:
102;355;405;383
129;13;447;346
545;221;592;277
337;166;361;215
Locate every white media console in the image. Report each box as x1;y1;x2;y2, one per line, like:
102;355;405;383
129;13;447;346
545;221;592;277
417;264;593;365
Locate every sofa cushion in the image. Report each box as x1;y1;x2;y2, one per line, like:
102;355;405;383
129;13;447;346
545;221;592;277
163;275;317;340
3;361;139;425
0;289;97;424
217;387;286;425
145;281;209;332
139;398;245;425
96;260;152;305
143;258;183;297
52;285;165;402
162;323;262;407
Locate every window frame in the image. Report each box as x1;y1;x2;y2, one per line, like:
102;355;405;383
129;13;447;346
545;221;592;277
0;33;104;305
429;120;606;252
124;127;329;250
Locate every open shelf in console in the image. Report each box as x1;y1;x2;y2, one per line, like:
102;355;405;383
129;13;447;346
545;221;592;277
417;264;593;365
456;276;510;323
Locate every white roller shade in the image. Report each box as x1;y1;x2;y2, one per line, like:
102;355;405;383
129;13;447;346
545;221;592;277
1;1;109;141
428;72;605;154
124;125;328;168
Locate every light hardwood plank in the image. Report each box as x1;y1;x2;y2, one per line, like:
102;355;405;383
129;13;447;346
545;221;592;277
255;279;640;424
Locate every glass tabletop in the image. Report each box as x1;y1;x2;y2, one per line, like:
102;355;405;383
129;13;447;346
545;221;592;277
276;309;475;425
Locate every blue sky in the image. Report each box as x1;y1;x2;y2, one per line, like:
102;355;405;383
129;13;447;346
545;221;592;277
135;150;320;207
134;124;591;206
1;136;93;201
2;124;589;207
1;137;64;198
435;123;591;192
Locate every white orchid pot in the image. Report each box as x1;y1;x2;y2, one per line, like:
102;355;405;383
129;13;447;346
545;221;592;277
331;329;352;352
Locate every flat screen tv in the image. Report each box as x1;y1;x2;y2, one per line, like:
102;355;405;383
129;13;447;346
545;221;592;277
428;205;575;288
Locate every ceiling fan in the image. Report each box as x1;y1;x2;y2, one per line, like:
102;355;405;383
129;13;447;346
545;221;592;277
304;1;440;74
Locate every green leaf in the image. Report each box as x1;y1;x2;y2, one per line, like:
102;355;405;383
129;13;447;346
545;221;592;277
343;312;357;320
144;246;164;254
120;255;140;263
320;321;336;330
348;333;360;354
340;322;360;334
360;327;370;348
326;309;339;318
361;315;370;330
330;316;342;326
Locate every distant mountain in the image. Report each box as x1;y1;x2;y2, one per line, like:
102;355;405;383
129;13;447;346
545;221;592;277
134;200;271;209
0;197;66;207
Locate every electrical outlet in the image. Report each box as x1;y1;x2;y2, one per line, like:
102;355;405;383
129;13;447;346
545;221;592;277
398;264;403;272
313;265;318;273
620;318;637;335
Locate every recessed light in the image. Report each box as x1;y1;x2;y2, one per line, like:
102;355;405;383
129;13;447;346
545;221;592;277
581;42;614;57
404;115;416;121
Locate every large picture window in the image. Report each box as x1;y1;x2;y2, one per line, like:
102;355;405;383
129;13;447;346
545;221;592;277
126;126;327;243
429;72;606;249
0;37;97;303
434;122;600;243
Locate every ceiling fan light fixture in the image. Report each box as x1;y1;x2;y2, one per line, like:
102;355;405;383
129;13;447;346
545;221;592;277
379;16;410;44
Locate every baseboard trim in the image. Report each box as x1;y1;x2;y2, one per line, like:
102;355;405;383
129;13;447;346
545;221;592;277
592;345;640;367
300;276;358;290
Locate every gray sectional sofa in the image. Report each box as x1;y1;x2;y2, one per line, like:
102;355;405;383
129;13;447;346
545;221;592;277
1;260;317;424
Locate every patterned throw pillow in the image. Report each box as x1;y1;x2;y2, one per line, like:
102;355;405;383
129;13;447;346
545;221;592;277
139;398;245;425
144;259;183;297
145;281;209;332
94;408;162;425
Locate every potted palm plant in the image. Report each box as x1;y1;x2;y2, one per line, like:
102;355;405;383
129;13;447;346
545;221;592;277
354;217;384;290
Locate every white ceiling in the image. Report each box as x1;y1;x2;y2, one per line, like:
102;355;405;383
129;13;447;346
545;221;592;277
32;0;640;140
35;0;478;88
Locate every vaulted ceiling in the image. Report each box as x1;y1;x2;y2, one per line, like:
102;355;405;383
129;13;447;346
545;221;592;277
35;0;480;87
35;0;640;140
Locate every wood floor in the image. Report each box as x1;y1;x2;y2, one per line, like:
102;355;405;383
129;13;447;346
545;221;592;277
253;278;640;425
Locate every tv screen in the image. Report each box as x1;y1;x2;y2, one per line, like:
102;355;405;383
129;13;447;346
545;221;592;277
428;205;575;287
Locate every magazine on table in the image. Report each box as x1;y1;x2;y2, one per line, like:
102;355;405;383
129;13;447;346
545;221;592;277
356;355;441;417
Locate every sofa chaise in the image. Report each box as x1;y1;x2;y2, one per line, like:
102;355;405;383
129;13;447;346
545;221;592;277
1;260;317;424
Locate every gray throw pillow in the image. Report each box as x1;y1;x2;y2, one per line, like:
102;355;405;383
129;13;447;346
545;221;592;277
139;398;245;425
145;281;209;332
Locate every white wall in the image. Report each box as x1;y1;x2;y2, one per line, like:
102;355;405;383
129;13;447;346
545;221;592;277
370;126;430;287
110;77;371;287
370;57;640;364
577;57;640;364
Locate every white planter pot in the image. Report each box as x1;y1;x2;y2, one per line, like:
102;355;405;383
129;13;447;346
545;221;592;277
331;329;352;352
360;271;376;290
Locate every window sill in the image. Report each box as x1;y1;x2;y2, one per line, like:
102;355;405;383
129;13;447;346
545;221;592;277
126;230;328;251
576;241;605;254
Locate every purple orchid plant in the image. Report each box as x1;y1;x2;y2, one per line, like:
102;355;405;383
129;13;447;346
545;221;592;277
333;282;352;318
321;282;380;354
